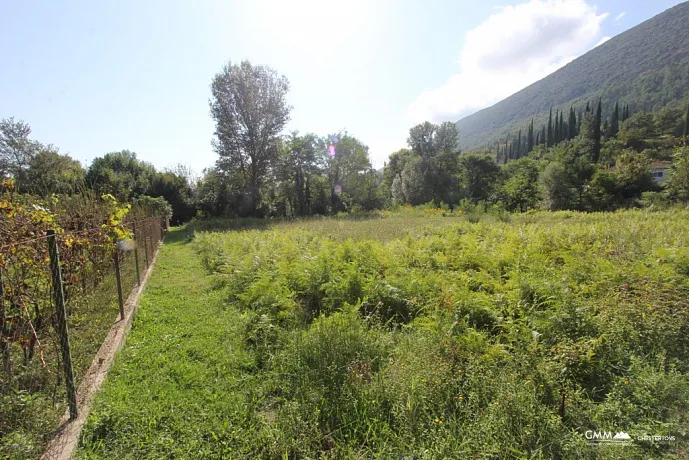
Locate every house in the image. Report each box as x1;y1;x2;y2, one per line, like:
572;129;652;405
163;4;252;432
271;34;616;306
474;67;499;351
650;161;671;183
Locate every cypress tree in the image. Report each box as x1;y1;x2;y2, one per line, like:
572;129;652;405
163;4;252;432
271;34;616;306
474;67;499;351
496;144;502;164
535;131;540;146
527;119;534;153
505;140;510;162
517;130;522;158
559;111;565;142
577;109;582;134
541;125;546;145
546;109;553;147
684;106;689;145
592;98;602;163
555;112;560;144
568;107;577;139
585;101;591;113
611;102;620;137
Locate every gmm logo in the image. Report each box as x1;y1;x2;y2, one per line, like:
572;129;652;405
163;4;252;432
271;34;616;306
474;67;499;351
585;431;612;440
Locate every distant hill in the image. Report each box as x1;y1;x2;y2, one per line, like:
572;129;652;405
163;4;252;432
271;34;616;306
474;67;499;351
456;1;689;150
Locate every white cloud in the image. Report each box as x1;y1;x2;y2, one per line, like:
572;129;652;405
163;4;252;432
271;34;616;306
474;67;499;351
614;12;626;21
406;0;608;124
594;36;611;47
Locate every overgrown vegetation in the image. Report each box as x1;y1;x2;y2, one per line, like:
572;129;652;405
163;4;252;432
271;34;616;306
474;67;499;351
79;211;689;458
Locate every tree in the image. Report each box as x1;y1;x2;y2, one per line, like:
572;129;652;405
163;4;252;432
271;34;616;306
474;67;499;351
21;148;85;196
546;109;554;147
610;102;620;137
148;172;195;224
458;154;500;204
527;119;534;153
540;162;574;211
383;149;413;197
684;106;689;144
655;106;681;135
276;132;325;216
326;132;372;212
614;150;655;199
541;140;596;210
406;121;461;206
165;163;199;190
568;107;577;139
0;117;37;179
593;98;602;163
665;147;689;202
618;112;656;148
496;158;540;212
210;60;291;217
86;150;156;201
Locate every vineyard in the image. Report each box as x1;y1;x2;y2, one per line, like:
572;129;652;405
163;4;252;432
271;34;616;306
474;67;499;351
0;179;165;458
77;210;689;459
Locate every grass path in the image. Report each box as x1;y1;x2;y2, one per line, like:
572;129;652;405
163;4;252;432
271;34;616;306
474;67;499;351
76;228;258;458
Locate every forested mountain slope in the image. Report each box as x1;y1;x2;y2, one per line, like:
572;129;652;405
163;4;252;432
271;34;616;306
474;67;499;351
456;1;689;150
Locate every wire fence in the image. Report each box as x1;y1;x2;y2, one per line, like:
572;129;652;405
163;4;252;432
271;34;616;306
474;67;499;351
0;216;165;459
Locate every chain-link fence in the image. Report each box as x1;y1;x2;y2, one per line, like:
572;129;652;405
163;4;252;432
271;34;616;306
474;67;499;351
0;217;165;459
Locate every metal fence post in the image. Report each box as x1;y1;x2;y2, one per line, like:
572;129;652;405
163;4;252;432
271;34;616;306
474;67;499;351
132;222;141;286
47;229;78;420
0;271;12;378
113;245;125;320
143;220;150;268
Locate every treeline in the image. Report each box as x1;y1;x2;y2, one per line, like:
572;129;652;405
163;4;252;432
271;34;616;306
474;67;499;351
0;118;194;224
385;98;689;213
4;59;689;222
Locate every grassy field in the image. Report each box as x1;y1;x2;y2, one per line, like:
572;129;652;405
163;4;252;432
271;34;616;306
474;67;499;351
77;210;689;459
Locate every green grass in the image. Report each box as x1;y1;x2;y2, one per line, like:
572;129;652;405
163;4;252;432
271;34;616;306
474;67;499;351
77;228;258;458
78;210;689;459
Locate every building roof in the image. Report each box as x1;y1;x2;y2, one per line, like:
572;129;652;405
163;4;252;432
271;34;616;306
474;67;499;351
650;161;671;169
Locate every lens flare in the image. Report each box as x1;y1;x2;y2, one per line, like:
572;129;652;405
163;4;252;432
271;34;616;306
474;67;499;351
117;239;136;251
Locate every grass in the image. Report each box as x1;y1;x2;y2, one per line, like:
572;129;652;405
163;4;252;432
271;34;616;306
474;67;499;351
78;210;689;459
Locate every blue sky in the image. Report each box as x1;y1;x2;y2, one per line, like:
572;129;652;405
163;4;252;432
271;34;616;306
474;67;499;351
0;0;684;173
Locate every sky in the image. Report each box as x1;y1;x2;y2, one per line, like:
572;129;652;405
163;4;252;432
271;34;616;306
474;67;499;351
0;0;685;174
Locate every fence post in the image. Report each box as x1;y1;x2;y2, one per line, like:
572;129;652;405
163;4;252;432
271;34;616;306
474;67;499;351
47;229;78;420
113;245;125;320
0;271;12;378
143;220;150;268
132;222;141;286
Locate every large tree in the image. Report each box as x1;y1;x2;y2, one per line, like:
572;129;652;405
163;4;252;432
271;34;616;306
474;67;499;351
405;121;461;206
458;154;500;204
21;148;85;196
209;60;291;216
277;132;324;216
0;117;38;179
86;150;156;201
326;133;372;213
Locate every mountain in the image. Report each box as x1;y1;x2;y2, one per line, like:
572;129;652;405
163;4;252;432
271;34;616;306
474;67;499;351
456;2;689;151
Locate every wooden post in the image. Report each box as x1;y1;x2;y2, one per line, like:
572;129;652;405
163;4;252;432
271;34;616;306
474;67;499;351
132;222;141;286
47;230;78;420
113;246;125;320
